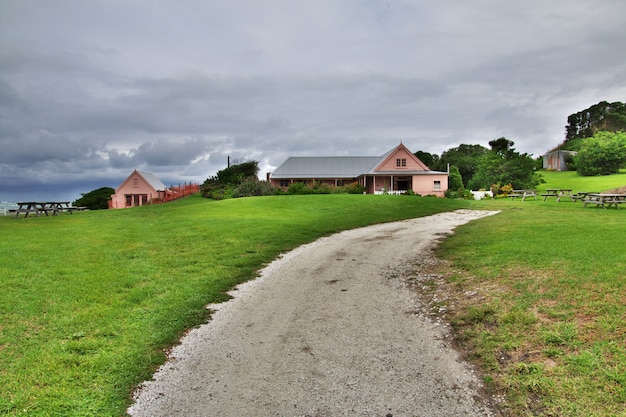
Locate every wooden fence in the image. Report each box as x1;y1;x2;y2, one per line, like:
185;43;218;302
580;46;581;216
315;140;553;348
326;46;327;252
161;182;200;203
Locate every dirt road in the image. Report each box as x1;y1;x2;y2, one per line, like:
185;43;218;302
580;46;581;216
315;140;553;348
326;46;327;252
128;209;500;417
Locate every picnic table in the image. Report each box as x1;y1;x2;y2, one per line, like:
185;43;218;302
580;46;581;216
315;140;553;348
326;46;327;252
509;189;536;201
541;188;574;202
571;191;599;202
14;202;85;218
582;194;626;209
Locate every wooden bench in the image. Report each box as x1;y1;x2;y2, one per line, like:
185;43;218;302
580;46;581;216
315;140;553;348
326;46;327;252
541;189;573;202
510;190;536;201
582;198;606;208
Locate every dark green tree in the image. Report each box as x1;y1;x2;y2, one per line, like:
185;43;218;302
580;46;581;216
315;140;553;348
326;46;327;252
73;187;115;210
447;165;464;191
468;138;542;190
436;144;488;187
413;151;439;169
565;101;626;141
575;131;626;176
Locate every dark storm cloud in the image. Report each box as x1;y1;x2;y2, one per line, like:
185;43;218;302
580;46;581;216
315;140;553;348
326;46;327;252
1;0;625;202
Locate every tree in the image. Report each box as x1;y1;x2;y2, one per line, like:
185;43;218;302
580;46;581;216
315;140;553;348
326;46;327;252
413;151;439;169
447;165;464;191
436;144;488;187
468;138;542;191
575;131;626;176
565;101;626;141
73;187;115;210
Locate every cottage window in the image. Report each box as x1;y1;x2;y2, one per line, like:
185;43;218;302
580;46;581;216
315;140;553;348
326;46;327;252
433;180;441;190
396;158;406;167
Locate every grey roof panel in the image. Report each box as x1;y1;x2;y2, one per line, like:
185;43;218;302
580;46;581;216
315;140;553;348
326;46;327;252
271;156;381;179
138;171;167;191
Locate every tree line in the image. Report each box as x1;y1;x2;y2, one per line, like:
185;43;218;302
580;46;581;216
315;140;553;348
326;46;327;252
415;138;542;197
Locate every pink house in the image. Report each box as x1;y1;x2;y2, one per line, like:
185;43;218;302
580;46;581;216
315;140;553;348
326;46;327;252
269;143;449;197
109;170;168;209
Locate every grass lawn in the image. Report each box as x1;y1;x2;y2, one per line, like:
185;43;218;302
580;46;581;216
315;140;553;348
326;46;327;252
0;194;467;416
1;170;625;416
431;171;626;416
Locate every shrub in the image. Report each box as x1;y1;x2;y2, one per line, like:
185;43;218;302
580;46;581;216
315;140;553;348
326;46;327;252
575;131;626;176
332;182;367;194
232;178;278;198
73;187;115;210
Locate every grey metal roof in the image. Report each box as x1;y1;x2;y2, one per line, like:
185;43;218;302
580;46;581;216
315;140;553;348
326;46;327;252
138;171;167;191
271;156;382;179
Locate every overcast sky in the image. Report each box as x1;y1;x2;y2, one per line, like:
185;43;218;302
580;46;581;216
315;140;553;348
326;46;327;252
1;0;625;202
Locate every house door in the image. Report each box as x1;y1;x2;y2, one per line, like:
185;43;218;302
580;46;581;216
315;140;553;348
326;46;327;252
397;179;408;191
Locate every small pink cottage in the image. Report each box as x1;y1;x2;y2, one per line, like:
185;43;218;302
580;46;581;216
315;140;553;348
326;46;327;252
109;170;168;209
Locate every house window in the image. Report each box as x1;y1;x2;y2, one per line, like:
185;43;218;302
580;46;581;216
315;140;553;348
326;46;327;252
433;180;441;190
396;158;406;167
280;180;290;187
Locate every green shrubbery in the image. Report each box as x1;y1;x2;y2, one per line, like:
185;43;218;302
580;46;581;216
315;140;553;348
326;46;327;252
232;178;278;198
285;181;366;195
201;161;279;199
73;186;115;209
575;131;626;176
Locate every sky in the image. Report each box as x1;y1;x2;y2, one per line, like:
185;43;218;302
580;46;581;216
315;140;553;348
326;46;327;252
1;0;625;202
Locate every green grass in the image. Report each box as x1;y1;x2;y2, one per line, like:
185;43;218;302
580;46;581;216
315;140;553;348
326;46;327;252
2;169;626;416
433;171;626;416
536;169;626;192
0;194;467;416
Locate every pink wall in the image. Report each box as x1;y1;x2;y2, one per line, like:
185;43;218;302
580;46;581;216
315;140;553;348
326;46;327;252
110;172;161;209
411;174;448;197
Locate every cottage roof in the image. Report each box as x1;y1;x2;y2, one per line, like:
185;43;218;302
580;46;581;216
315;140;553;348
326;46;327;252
270;156;381;179
138;171;167;191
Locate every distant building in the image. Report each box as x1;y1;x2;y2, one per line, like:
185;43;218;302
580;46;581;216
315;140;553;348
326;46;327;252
269;143;449;197
109;170;168;209
543;150;577;171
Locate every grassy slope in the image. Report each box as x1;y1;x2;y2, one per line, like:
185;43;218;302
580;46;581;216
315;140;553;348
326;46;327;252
435;171;626;416
536;169;626;192
0;194;467;416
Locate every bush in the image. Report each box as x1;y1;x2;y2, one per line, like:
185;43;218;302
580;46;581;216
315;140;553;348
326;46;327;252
73;187;115;210
232;178;278;198
332;182;367;194
575;131;626;176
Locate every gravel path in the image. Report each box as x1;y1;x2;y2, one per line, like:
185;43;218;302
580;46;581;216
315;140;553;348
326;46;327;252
128;209;501;417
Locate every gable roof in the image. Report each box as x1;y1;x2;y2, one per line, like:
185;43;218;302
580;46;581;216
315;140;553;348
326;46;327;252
271;143;446;179
138;171;167;191
115;170;167;193
372;142;430;171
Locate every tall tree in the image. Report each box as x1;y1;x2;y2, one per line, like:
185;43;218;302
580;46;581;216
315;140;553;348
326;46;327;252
413;150;439;169
468;138;542;190
565;101;626;141
437;144;488;187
